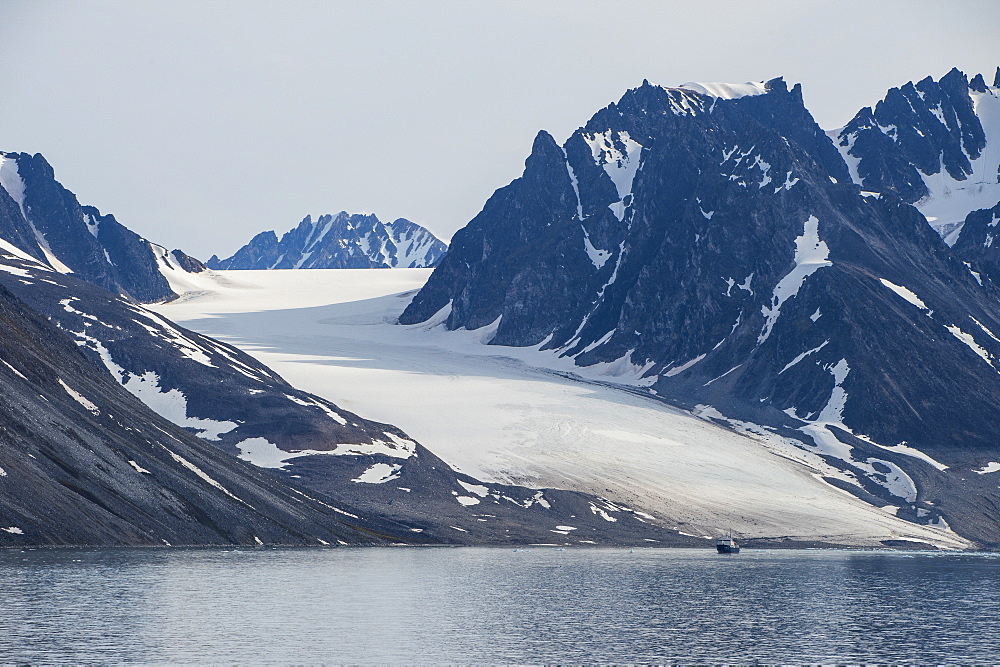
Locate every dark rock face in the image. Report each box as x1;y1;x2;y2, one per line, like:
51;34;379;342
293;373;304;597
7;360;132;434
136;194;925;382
0;246;695;547
0;281;422;547
207;212;447;270
400;77;1000;547
0;151;203;303
951;201;1000;283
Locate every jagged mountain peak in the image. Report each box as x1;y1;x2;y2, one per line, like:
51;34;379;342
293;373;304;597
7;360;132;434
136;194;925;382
829;66;1000;243
0;150;204;303
207;210;446;270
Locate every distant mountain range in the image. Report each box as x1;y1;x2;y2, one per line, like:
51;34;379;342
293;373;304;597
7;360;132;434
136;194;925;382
207;212;447;270
401;67;1000;547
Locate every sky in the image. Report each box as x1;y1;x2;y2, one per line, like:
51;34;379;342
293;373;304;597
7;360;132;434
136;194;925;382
1;0;997;261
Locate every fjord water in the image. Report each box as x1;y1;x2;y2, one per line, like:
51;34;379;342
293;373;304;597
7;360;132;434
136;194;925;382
1;548;998;663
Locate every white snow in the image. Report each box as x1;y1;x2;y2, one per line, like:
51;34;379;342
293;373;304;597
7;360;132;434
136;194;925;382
975;462;1000;474
1;526;23;535
124;304;215;367
0;263;32;279
678;81;768;100
164;447;250;506
779;340;829;374
0;237;41;264
352;463;402;484
880;278;929;311
128;460;151;475
582;229;611;269
876;443;949;472
776;171;800;192
915;87;1000;239
582;130;643;221
971;316;1000;343
945;324;993;366
834;130;863;185
457;480;489;497
70;332;238;440
148;268;973;549
236;437;295;469
663;354;706;377
0;358;27;381
456;496;480;506
563;150;584;221
27;222;73;274
57;378;100;415
759;215;832;344
0;155;28;219
83;212;100;238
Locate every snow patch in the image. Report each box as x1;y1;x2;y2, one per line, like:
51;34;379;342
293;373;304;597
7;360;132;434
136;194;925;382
759;215;831;344
880;279;929;311
0;155;28;220
353;463;402;484
57;378;100;415
582;229;611;269
945;324;992;366
583;130;643;221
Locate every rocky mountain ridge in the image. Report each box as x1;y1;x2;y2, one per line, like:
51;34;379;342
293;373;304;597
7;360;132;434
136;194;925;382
0;151;204;303
207;212;447;270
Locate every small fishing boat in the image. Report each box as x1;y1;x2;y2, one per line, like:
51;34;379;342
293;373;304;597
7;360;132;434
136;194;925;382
716;533;740;554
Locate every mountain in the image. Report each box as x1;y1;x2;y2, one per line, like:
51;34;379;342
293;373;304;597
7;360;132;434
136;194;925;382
0;278;426;547
0;227;691;546
0;151;204;303
206;212;447;270
400;73;1000;547
829;67;1000;244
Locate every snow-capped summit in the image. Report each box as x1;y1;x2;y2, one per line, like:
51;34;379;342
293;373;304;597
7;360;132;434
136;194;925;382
207;211;447;270
0;151;205;302
677;81;768;99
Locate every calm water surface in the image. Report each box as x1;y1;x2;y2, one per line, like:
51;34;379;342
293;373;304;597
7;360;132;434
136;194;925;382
1;546;998;663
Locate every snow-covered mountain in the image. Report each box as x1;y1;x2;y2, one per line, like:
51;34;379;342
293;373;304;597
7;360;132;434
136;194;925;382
0;151;205;303
830;67;1000;244
207;212;447;270
399;73;1000;547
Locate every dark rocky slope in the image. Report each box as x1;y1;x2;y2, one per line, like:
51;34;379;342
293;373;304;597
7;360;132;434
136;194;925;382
0;281;424;547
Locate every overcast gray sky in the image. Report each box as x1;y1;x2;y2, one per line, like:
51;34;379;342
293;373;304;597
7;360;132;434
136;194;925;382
1;0;997;260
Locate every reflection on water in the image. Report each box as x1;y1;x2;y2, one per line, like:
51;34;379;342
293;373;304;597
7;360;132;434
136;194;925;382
1;547;998;663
